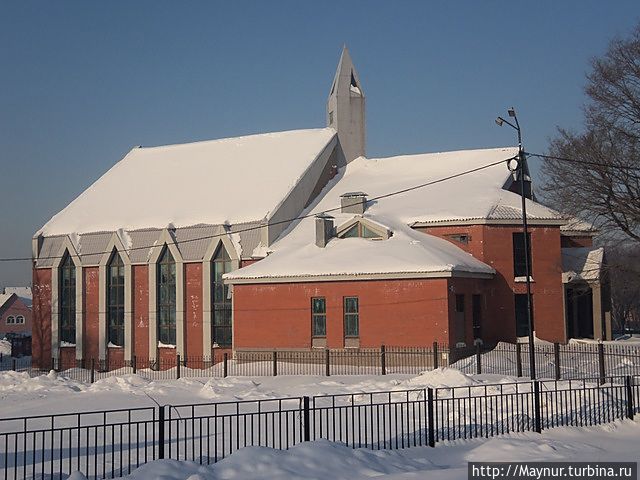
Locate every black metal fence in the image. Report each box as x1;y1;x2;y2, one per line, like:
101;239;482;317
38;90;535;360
2;341;640;383
1;375;638;479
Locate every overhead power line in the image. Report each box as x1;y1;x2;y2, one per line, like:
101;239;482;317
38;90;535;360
526;152;640;172
0;155;517;264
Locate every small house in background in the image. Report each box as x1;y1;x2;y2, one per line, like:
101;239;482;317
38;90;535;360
0;292;32;337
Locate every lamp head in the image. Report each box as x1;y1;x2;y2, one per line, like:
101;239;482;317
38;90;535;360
495;117;504;127
508;107;516;118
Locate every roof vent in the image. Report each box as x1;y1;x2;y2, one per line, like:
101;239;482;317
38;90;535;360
340;192;368;214
315;214;335;248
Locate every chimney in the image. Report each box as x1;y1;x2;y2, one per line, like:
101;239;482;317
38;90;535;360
315;214;335;248
340;192;368;214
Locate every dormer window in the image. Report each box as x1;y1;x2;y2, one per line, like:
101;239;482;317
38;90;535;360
336;217;391;241
342;223;382;239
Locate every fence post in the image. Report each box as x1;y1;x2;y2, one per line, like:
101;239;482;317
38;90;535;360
132;355;137;374
90;358;95;383
381;345;386;375
533;381;542;433
427;388;435;447
325;348;330;377
302;396;311;442
476;343;482;375
515;343;523;378
51;356;56;372
598;343;606;385
433;342;439;369
273;350;278;377
625;376;634;420
223;353;228;378
11;357;16;371
158;405;165;459
176;354;181;380
553;343;561;381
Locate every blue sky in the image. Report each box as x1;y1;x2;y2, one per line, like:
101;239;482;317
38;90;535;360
1;1;639;287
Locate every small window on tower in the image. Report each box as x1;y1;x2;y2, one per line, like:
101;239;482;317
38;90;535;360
329;111;334;125
350;71;361;95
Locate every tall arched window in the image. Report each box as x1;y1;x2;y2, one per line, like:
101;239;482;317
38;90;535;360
157;247;176;345
212;245;233;346
107;250;125;346
60;253;76;344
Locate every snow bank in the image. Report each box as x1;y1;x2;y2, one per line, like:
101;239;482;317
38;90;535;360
0;339;11;356
67;419;640;479
403;368;478;389
0;370;83;394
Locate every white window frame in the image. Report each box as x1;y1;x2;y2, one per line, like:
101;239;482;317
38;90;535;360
6;316;15;324
16;315;25;324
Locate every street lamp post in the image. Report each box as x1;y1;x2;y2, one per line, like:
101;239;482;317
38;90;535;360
495;108;536;380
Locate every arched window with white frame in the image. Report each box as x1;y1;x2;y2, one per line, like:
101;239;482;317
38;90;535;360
59;252;76;344
107;250;125;346
212;244;233;346
157;246;176;345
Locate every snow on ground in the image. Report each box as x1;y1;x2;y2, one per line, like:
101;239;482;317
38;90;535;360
64;419;640;479
0;338;11;356
0;368;489;418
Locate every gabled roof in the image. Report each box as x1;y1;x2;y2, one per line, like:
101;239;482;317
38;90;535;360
37;128;336;236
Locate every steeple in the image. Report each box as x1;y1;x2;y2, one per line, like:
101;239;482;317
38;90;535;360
327;46;366;164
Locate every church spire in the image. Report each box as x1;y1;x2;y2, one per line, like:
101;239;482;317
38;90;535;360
327;46;366;164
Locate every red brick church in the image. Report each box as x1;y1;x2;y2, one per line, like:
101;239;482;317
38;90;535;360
31;47;611;368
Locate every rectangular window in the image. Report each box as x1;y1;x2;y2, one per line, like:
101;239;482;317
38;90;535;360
513;232;532;277
472;295;482;340
311;297;326;337
515;294;533;337
343;296;359;337
455;294;465;344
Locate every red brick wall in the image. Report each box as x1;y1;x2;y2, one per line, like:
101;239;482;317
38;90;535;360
59;346;76;369
185;262;203;357
32;268;52;368
133;265;149;360
83;267;100;362
422;225;566;343
447;277;488;346
233;279;451;349
561;236;593;248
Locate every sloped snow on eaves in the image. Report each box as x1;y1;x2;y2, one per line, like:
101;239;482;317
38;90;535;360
38;128;336;236
225;214;495;280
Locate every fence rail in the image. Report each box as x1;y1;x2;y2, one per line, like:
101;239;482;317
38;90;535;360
1;375;638;479
5;341;639;383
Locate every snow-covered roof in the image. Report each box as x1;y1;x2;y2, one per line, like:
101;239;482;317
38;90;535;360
225;214;495;282
562;247;604;283
560;218;598;236
37;128;336;236
0;294;15;310
328;148;563;226
3;287;32;307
